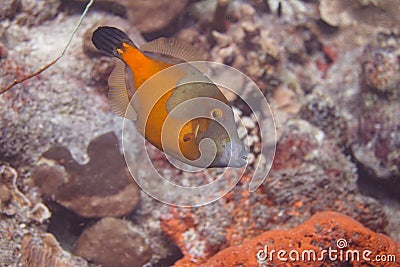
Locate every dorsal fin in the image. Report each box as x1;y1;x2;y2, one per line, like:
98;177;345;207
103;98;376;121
140;37;205;62
107;60;137;120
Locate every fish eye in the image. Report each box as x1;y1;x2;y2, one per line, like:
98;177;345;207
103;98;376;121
183;133;194;142
211;109;222;119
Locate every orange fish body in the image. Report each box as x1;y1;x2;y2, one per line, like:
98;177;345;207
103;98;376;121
92;26;247;168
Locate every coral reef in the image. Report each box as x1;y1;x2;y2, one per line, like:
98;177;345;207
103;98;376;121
363;49;400;95
352;45;400;195
0;12;127;167
202;211;400;266
319;0;400;29
21;233;89;267
0;0;399;266
300;94;348;148
313;46;364;144
0;0;21;21
319;0;400;51
0;164;80;266
160;119;388;265
0;164;50;225
15;0;61;26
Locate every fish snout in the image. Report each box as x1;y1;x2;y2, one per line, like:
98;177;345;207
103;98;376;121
213;139;248;168
230;141;248;167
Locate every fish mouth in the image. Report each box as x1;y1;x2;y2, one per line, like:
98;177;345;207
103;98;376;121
239;149;248;161
211;140;248;168
233;148;248;168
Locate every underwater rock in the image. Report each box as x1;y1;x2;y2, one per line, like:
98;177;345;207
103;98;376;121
363;49;400;96
0;12;137;168
21;233;89;267
122;192;185;266
352;47;400;194
77;0;188;33
202;211;400;266
267;0;319;24
15;0;61;26
0;0;21;21
382;200;400;243
188;0;219;27
85;56;115;95
189;0;230;33
0;183;11;204
74;217;152;267
0;216;21;266
300;93;348;148
353;101;400;184
176;27;209;53
160;120;387;265
123;0;188;33
319;0;400;30
0;43;8;59
267;120;386;231
0;164;63;265
271;83;302;115
160;200;232;265
1;1;399;266
0;165;26;266
1;164;51;224
314;47;364;143
209;1;285;76
318;0;400;51
32;132;140;218
319;0;353;28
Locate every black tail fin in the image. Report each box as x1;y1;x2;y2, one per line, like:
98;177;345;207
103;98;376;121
92;26;134;58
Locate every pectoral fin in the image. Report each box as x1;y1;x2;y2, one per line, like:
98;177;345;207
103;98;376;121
107;60;137;120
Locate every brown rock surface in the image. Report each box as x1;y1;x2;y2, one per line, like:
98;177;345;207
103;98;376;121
75;0;188;33
123;0;188;33
74;217;152;267
32;132;140;218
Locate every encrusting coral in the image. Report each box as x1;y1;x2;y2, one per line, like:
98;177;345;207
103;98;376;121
202;211;400;266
